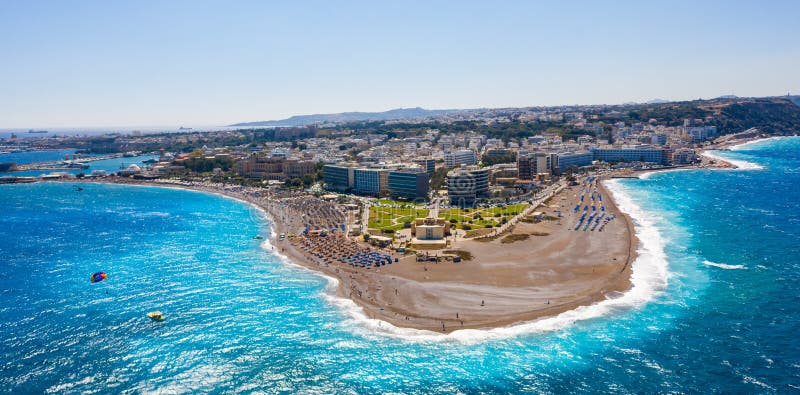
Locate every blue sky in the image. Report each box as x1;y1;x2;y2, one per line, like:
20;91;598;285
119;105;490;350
1;0;798;128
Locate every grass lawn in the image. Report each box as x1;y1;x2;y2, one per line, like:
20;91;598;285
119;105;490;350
442;203;528;235
375;198;426;207
368;206;429;231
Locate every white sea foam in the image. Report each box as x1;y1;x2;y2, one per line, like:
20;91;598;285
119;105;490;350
728;136;788;151
638;167;694;180
258;178;673;344
701;150;764;170
76;182;671;342
703;260;747;270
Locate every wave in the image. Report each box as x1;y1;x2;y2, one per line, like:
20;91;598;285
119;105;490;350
78;181;670;343
701;150;764;170
703;260;747;270
267;178;671;344
728;136;792;151
64;179;672;344
639;167;694;180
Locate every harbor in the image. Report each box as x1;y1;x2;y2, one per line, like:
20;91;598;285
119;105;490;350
11;153;126;171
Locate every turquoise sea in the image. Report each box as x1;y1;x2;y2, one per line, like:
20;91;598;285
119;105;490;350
1;137;799;393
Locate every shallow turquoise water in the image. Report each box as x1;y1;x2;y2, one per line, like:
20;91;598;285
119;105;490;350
1;137;799;393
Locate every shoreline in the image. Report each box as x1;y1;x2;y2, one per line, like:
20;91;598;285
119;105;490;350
697;134;791;170
11;133;781;338
35;176;641;337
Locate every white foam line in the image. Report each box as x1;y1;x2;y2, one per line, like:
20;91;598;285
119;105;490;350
701;150;764;170
638;167;695;180
116;181;672;344
728;136;790;151
703;260;747;270
263;178;672;344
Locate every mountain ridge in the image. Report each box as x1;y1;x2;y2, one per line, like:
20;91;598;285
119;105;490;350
229;107;459;127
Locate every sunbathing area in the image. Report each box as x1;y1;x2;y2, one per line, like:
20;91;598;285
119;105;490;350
269;175;637;332
571;176;617;232
289;233;398;269
93;175;636;332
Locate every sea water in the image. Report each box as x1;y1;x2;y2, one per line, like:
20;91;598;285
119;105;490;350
1;137;799;393
0;151;159;178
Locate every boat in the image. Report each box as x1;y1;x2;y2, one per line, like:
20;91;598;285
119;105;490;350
253;235;264;240
62;162;90;169
146;311;165;322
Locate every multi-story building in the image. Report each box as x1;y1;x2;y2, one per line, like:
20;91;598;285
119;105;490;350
444;149;477;168
387;169;429;200
671;148;698;164
446;165;490;206
557;151;593;172
517;152;559;179
235;155;316;180
353;168;388;196
323;163;356;192
650;133;668;146
324;163;428;200
591;146;668;165
284;160;316;179
413;158;436;175
483;148;515;161
686;126;717;142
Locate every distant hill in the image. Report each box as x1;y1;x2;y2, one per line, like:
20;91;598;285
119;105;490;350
619;97;800;135
645;98;671;104
230;107;458;127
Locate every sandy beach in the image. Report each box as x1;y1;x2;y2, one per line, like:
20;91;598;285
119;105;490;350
51;175;637;333
186;177;635;333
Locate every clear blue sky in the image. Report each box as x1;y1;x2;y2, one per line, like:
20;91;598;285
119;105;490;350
1;0;798;128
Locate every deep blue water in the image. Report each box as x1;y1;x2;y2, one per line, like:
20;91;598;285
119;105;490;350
1;137;799;393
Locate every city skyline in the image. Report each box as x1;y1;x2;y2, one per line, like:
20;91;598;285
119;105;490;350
1;0;799;128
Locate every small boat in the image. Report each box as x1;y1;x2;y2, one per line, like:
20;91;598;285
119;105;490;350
253;235;264;240
146;311;165;322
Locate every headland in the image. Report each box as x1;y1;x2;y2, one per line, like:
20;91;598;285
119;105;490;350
56;175;636;333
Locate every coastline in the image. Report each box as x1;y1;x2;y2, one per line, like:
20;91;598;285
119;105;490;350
37;176;643;337
265;178;637;335
697;134;790;170
14;134;781;338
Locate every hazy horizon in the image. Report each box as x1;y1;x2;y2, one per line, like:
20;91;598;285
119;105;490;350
1;92;796;132
2;0;799;129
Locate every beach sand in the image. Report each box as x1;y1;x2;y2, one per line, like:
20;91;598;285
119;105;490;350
36;133;784;334
63;176;637;333
269;179;636;333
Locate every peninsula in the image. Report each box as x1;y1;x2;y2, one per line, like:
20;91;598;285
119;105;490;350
3;95;798;333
